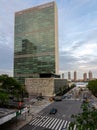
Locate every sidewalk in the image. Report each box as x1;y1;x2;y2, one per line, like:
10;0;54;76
11;98;52;130
29;99;51;114
10;114;32;130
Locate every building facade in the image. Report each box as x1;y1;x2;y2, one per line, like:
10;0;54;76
68;72;71;80
88;71;92;80
14;2;59;84
62;73;64;79
83;73;87;81
74;71;77;81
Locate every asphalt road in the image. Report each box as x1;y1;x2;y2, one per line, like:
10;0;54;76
40;99;82;121
20;99;82;130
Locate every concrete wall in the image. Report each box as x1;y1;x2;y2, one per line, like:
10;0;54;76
25;78;55;96
25;78;67;97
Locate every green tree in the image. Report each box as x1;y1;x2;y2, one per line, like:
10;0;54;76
0;91;9;106
0;74;27;106
87;80;97;97
69;102;97;130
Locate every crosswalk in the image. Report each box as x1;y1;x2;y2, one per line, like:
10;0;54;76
29;115;76;130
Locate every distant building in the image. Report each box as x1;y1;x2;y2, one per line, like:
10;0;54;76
83;73;87;81
74;71;77;81
62;73;64;79
68;72;71;80
88;71;92;80
14;2;59;84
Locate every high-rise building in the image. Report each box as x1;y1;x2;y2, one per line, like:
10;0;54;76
62;73;64;79
14;2;58;84
83;73;87;81
68;72;71;80
74;71;77;81
88;71;92;80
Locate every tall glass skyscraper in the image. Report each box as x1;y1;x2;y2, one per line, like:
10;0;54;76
14;2;59;84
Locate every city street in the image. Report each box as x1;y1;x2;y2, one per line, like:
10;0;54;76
1;84;97;130
20;99;82;130
20;84;97;130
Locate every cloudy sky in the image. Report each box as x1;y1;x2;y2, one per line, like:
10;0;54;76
0;0;97;79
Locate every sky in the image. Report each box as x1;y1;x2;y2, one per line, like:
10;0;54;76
1;0;97;79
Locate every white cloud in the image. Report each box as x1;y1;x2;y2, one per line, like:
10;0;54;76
72;42;97;58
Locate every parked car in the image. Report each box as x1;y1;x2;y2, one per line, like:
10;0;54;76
67;94;72;99
62;95;67;99
49;108;57;114
53;96;62;101
83;98;89;103
36;96;44;101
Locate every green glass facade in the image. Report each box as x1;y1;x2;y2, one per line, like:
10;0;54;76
14;2;58;84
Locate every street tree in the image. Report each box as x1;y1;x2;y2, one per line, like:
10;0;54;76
0;91;9;106
87;79;97;97
69;102;97;130
0;74;27;106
